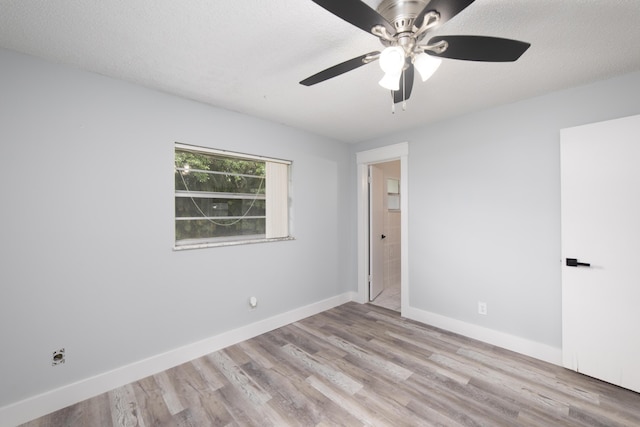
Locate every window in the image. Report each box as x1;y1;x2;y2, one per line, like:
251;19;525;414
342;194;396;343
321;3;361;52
174;143;292;249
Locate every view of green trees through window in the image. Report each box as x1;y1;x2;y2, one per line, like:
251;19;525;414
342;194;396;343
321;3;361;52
175;148;267;244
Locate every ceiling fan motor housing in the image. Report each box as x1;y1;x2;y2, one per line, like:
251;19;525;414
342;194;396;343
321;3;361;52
377;0;431;34
376;0;433;60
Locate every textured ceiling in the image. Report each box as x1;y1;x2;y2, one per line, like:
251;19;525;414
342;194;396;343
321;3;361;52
1;0;640;143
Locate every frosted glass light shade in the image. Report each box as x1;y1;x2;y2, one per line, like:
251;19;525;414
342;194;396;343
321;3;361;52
379;46;405;74
378;46;405;91
379;72;401;91
413;53;442;81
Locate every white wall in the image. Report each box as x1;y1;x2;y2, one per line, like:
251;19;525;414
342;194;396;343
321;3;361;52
352;71;640;351
0;48;354;412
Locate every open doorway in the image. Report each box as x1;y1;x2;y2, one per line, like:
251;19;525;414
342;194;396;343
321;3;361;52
356;142;408;316
369;161;401;312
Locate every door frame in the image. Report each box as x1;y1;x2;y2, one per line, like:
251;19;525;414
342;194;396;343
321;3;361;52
356;142;409;315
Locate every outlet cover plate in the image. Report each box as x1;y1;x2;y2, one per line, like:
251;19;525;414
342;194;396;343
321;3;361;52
478;301;487;315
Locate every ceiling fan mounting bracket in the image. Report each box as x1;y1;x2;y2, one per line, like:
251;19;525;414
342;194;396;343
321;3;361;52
363;52;381;64
371;25;395;44
418;39;449;55
413;11;440;39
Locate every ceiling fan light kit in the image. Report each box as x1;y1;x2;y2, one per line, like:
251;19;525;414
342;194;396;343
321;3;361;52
413;53;442;82
379;71;402;91
300;0;531;110
378;46;405;90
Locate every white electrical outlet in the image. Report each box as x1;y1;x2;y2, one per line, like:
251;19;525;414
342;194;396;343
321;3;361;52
249;296;258;309
478;301;487;315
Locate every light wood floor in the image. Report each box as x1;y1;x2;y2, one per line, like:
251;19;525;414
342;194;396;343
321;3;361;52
22;302;640;426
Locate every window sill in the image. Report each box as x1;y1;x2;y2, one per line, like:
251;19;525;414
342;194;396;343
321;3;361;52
173;236;295;251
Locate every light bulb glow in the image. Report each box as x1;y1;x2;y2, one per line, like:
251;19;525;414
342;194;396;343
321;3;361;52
378;46;405;91
379;46;405;74
413;53;442;82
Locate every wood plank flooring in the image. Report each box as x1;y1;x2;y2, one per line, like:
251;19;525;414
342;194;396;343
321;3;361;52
21;302;640;426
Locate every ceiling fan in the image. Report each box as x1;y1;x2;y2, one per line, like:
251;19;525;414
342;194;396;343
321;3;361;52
300;0;531;106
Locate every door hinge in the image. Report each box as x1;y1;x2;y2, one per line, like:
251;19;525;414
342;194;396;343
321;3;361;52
368;275;372;282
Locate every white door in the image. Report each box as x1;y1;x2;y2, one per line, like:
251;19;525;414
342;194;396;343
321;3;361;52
561;114;640;392
369;165;385;301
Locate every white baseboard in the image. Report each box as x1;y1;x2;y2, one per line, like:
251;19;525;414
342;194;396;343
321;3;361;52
2;294;562;427
402;306;562;366
0;292;358;427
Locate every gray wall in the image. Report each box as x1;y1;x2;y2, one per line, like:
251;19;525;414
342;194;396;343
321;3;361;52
0;48;353;407
352;71;640;348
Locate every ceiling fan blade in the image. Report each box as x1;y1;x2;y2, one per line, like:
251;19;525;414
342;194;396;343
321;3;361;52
310;0;395;35
427;35;531;62
415;0;476;28
393;65;414;104
300;51;379;86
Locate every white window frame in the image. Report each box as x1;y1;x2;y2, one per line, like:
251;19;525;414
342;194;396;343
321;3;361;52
174;143;293;250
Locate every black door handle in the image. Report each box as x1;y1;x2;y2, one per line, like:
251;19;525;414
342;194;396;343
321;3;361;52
566;258;590;267
381;234;386;239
